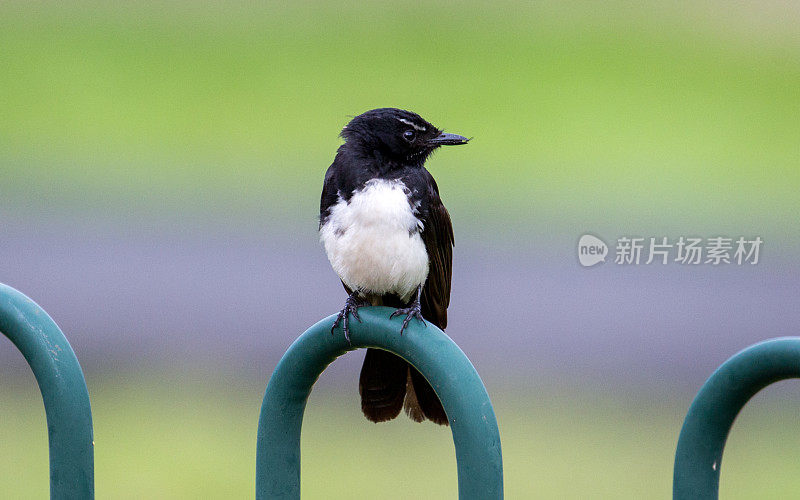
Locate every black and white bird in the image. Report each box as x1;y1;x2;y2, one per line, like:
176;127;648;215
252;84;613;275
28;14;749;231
319;108;468;425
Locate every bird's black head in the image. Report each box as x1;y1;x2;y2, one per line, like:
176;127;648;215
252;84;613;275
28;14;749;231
340;108;468;166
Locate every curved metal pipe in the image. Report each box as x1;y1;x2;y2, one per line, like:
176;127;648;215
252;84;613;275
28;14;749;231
0;283;94;499
673;337;800;499
256;306;503;499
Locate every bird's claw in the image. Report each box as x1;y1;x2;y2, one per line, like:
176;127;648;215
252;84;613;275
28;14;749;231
390;305;426;335
331;294;365;343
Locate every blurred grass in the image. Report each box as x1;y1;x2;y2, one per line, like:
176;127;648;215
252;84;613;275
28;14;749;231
1;1;798;241
2;374;800;498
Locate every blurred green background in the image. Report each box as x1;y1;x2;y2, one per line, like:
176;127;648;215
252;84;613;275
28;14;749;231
2;1;798;238
1;1;799;498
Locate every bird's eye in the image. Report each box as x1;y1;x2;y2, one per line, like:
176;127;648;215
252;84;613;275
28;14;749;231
403;130;416;142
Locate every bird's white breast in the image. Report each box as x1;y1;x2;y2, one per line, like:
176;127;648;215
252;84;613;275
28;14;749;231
320;178;429;301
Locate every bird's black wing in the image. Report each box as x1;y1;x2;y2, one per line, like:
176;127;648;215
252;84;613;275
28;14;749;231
419;170;454;330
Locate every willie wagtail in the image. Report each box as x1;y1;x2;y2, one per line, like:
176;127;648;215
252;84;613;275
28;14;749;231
319;108;468;425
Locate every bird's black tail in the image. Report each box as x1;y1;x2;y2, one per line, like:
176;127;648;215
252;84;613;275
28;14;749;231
359;348;448;426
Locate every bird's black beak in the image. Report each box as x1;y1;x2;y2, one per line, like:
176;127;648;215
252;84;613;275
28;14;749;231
428;132;469;146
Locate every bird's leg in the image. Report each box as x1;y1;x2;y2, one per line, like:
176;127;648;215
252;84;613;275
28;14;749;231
390;285;426;335
331;289;367;343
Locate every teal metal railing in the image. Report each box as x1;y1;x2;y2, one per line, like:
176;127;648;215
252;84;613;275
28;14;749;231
3;281;799;499
255;306;504;499
0;283;94;499
673;337;800;499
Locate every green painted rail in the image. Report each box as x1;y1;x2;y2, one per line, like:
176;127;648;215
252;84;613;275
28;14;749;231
673;337;800;499
256;307;504;499
3;281;799;499
0;283;94;499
